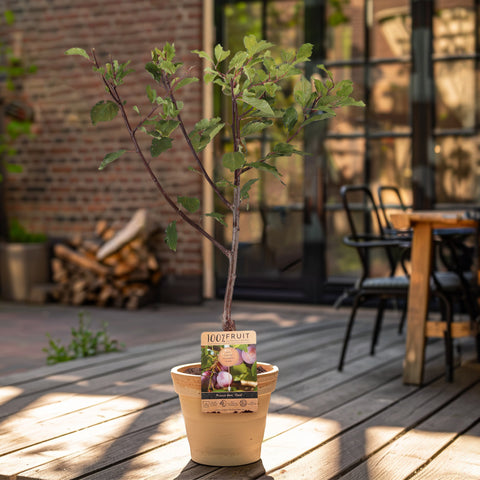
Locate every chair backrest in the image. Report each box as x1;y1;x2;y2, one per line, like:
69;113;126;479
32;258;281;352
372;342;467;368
340;185;387;241
340;185;397;278
377;185;411;231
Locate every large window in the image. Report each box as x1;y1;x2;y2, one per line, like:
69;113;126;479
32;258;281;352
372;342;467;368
215;1;310;301
214;0;480;302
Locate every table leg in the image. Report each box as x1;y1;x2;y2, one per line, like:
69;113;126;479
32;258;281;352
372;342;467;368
403;222;433;385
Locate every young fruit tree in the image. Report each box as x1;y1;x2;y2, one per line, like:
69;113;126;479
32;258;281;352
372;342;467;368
66;35;364;332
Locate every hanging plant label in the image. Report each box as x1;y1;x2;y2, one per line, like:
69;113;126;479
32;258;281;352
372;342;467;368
200;330;258;413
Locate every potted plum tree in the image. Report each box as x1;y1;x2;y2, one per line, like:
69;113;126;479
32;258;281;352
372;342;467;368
66;35;363;466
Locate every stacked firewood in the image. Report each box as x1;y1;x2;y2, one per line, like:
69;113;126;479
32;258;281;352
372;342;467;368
51;209;162;309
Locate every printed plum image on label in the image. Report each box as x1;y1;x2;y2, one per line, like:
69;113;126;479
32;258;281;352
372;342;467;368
200;330;257;413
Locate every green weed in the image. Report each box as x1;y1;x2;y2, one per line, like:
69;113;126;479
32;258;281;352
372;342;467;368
43;311;125;365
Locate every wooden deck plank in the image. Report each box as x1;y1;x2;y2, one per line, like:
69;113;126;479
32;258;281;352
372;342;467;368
0;306;477;480
257;349;480;480
4;321;406;479
59;343;450;480
411;420;480;479
0;319;348;422
0;322;353;454
339;369;480;479
37;338;432;479
0;313;385;427
1;313;325;387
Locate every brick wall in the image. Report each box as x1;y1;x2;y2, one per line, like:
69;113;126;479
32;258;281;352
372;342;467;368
1;0;205;302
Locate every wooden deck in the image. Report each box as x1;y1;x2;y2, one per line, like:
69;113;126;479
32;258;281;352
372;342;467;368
0;305;479;479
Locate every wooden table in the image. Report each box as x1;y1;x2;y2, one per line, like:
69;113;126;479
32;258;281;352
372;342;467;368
0;304;479;478
390;210;478;385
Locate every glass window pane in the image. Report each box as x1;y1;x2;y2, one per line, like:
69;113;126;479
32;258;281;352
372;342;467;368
434;2;476;55
370;137;412;193
326;208;393;278
326;209;360;278
325;136;366;198
371;1;411;59
435;136;480;203
223;2;262;50
215;207;304;279
216;0;306;285
266;1;304;48
434;60;476;129
369;63;411;133
325;0;365;61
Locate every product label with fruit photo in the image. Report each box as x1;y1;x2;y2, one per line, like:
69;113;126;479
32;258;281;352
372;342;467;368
200;331;258;413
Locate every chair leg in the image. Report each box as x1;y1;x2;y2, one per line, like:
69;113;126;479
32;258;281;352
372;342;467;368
338;295;362;372
437;291;454;382
444;327;453;382
475;333;480;363
398;302;407;334
371;298;386;355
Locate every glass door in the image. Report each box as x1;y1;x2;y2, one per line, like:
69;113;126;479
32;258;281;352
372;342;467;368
214;1;311;301
213;0;480;303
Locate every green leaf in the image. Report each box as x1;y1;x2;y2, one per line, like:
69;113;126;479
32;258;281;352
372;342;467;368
281;49;295;63
302;111;336;127
98;150;126;170
249;161;282;180
222;152;245;172
282;106;298;131
90;101;119;125
293;77;313;108
154;119;180;136
189;118;224;153
146;85;157;103
296;43;313;62
174;77;199;91
334;79;354;97
65;47;90;61
178;196;200;213
273;142;295;156
205;212;227;227
151;137;173;157
241;95;274;117
243;35;257;54
240;178;258;200
192;49;214;64
204;72;217;83
228;51;249;70
165;221;177;252
313;78;328;96
214;44;230;63
317;64;334;81
145;62;162;82
241;120;272;137
243;35;273;55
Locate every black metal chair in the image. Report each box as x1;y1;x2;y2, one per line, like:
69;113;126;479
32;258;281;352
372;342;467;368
377;185;411;233
337;185;473;381
377;184;478;331
336;185;410;371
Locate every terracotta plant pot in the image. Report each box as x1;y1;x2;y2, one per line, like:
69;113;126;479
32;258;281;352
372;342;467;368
171;362;279;466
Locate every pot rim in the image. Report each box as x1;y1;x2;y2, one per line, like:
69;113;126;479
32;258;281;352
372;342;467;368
171;361;278;376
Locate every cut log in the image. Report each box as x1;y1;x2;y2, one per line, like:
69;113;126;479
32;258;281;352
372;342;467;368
54;244;110;276
50;212;163;309
96;209;148;261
